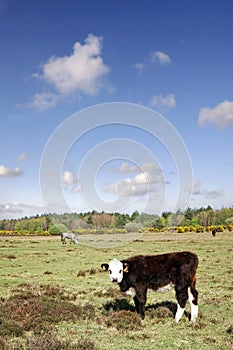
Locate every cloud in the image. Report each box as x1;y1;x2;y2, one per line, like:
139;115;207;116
38;34;110;95
63;171;75;185
25;92;60;111
133;63;145;75
190;181;224;199
118;162;158;174
25;34;110;110
198;100;233;128
149;94;176;110
149;51;172;65
17;153;27;162
118;162;141;174
0;165;22;177
0;202;44;219
134;50;171;75
103;162;163;197
71;186;81;193
62;170;80;193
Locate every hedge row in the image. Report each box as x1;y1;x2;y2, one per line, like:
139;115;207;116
0;225;232;236
148;224;233;233
0;228;128;236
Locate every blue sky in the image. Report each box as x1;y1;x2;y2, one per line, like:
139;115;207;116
1;0;233;218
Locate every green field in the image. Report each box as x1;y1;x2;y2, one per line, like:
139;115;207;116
0;232;232;349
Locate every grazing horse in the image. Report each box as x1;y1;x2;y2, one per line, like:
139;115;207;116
61;232;79;244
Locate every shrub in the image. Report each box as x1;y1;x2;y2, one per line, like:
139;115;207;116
176;226;185;233
105;310;142;331
196;225;205;233
124;222;143;232
216;225;224;232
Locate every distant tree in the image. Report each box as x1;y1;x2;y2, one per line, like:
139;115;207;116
87;214;93;225
114;213;130;228
152;217;165;230
131;211;140;222
226;217;233;224
184;207;195;221
168;212;185;226
49;224;67;235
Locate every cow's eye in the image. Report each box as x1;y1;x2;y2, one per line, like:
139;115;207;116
119;270;122;273
109;270;112;274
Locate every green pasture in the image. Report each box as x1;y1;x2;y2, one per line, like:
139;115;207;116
0;231;232;349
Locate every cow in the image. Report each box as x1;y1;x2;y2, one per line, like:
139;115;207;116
212;228;217;237
61;232;79;244
101;251;198;322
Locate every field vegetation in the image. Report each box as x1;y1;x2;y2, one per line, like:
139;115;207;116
0;231;232;349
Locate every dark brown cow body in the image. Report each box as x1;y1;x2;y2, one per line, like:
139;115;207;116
101;251;198;322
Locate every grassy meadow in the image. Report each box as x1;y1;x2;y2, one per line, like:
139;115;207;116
0;231;232;349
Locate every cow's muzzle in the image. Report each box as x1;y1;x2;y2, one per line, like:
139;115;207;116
111;278;118;283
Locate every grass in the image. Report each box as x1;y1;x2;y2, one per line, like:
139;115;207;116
0;231;232;349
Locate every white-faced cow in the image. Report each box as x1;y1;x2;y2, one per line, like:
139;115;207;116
101;251;198;322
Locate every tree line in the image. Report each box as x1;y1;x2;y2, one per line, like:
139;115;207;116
0;206;233;235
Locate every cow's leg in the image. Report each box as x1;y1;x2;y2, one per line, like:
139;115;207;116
188;286;198;323
175;287;188;323
134;286;147;320
133;295;140;314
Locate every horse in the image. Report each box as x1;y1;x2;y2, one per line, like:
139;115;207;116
61;232;79;244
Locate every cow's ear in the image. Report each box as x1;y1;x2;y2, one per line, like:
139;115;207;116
101;263;109;271
123;262;129;273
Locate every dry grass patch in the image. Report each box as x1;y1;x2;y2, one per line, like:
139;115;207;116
104;310;142;331
0;284;95;337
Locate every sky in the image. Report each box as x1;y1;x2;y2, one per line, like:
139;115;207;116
0;0;233;219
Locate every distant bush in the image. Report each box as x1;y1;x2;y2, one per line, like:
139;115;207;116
195;225;205;233
124;222;143;232
216;225;224;232
176;227;185;233
148;227;159;232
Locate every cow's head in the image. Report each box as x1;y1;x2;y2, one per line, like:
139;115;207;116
101;258;129;283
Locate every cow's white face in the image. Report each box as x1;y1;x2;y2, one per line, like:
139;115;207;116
108;258;124;283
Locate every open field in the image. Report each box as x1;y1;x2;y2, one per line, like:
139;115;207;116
0;231;232;349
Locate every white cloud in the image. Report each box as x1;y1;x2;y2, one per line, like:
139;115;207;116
190;180;224;199
133;50;171;76
71;186;81;193
62;170;80;193
150;51;172;65
150;94;176;110
24;34;110;110
133;62;145;75
103;162;163;197
198;100;233;128
17;153;27;162
0;202;44;219
117;162;159;174
190;181;202;195
37;34;109;95
63;171;75;185
118;162;140;173
25;92;60;111
0;165;22;177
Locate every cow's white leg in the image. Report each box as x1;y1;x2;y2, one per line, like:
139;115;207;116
175;304;185;323
188;287;198;322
